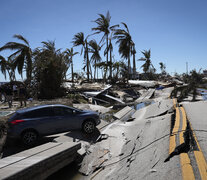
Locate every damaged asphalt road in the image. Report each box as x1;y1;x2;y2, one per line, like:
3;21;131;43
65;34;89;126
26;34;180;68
78;88;184;180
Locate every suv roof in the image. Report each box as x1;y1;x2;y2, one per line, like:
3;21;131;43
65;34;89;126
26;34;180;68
16;104;71;114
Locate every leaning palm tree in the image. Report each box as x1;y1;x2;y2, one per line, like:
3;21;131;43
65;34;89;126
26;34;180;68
0;34;32;84
96;61;108;80
92;11;119;77
112;61;123;79
88;40;102;80
64;48;78;82
139;49;154;74
131;43;137;79
72;32;90;81
159;62;166;74
0;55;16;81
0;55;7;79
114;22;134;81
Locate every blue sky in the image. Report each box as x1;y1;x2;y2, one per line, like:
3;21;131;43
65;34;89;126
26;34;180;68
0;0;207;81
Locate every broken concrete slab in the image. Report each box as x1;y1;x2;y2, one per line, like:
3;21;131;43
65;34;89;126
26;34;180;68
83;85;112;97
113;106;135;121
73;104;112;114
135;88;155;103
83;85;124;105
132;99;173;120
104;94;125;104
129;80;158;88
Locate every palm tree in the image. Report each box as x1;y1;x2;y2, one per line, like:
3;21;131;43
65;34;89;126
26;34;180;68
139;49;154;74
64;48;78;83
0;56;7;79
114;22;134;81
33;40;67;99
188;70;203;101
96;61;108;79
92;11;119;76
112;61;123;79
0;55;16;81
0;34;32;84
159;62;166;74
88;40;102;80
72;32;90;81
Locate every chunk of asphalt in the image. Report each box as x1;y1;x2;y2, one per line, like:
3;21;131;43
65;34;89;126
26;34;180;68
96;134;109;142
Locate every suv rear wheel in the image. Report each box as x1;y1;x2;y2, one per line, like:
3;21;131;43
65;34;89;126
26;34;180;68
21;130;38;146
82;120;95;134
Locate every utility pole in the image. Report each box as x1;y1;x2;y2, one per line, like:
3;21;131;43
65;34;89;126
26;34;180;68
186;62;188;75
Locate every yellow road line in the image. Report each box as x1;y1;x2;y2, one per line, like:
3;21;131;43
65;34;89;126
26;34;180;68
180;107;187;144
173;107;180;135
180;154;195;180
173;98;177;108
169;135;176;154
180;107;195;180
169;107;180;154
189;122;207;180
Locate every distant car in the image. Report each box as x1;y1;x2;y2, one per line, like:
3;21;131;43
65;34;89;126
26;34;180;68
7;104;101;145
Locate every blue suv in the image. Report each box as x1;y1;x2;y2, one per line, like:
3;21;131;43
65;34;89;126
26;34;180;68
8;104;100;145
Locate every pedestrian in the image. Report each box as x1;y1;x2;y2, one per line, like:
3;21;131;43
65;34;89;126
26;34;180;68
0;87;3;102
0;86;6;103
5;85;13;108
19;84;27;107
13;84;18;97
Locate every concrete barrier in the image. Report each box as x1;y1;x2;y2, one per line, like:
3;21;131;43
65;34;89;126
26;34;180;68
113;106;135;121
0;142;81;180
135;88;155;103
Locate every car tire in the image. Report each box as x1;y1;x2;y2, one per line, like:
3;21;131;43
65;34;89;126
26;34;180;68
82;120;95;134
21;130;38;146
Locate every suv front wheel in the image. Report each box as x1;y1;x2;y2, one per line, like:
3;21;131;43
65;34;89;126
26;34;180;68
82;120;95;134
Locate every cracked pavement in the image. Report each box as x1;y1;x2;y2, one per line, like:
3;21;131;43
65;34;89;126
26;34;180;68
79;88;184;180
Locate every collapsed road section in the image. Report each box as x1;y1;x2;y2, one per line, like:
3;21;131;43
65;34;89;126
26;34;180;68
77;87;206;180
79;90;180;179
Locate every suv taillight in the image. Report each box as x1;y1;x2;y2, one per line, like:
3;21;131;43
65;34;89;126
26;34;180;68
10;120;25;125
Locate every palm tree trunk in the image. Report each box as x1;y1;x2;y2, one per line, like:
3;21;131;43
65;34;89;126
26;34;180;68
7;70;12;81
94;60;96;81
96;66;98;79
86;44;90;82
133;48;136;80
110;48;112;81
103;65;107;82
71;59;74;83
26;53;32;85
106;35;109;79
89;62;93;81
128;55;131;81
116;67;119;79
